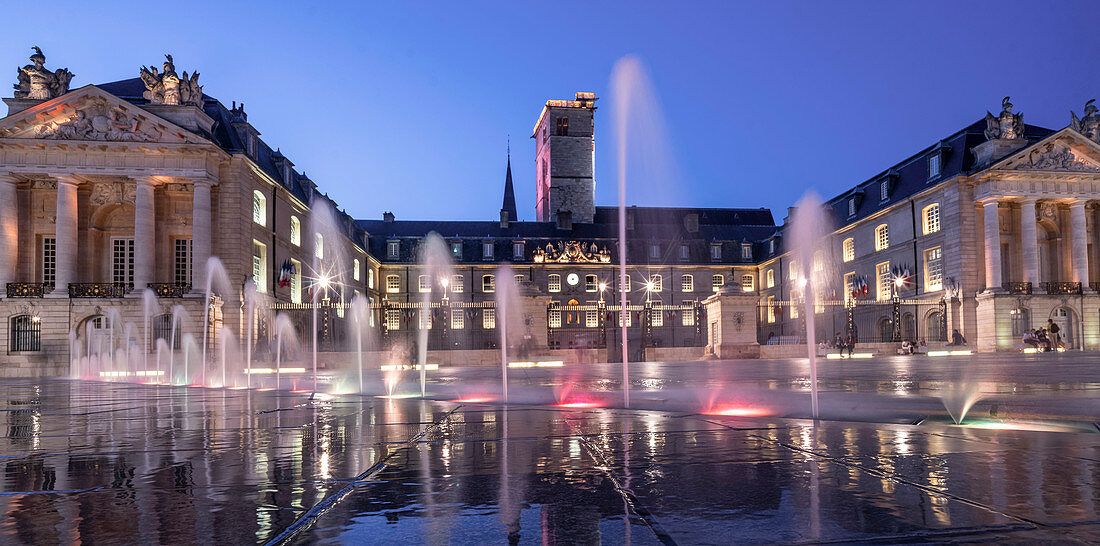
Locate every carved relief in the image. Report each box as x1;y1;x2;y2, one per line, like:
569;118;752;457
91;180;136;206
532;241;612;263
33;97;162;142
139;55;202;107
1040;201;1058;221
13;46;73;100
1019;142;1100;172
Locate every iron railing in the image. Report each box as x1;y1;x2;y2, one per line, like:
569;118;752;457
759;299;948;345
5;282;49;298
68;282;130;298
1002;281;1032;295
1041;281;1082;295
148;282;191;298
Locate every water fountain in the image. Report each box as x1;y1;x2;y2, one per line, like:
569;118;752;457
201;257;232;386
156;339;169;384
416;232;454;397
273;312;299;391
170;305;189;385
181;333;198;385
349;293;372;394
142;288;159;375
790;192;827;419
217;326;239;388
243;280;258;388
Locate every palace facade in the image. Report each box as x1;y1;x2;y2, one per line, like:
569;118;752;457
4;49;1100;376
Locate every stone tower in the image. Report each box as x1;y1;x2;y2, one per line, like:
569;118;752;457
532;92;597;223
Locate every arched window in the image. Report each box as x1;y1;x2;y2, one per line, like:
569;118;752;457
927;311;946;342
418;275;431;293
9;315;41;352
712;274;725;291
874;224;889;251
681;274;694;292
152;313;181;349
353;259;361;281
1010;307;1030;336
650;274;663;292
922;204;941;235
290;216;301;246
482;275;496;293
842;238;855;262
368;268;375;289
314;233;324;260
252;190;266;226
548;274;562;292
385;274;399;293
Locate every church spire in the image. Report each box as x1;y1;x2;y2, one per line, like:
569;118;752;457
501;138;517;222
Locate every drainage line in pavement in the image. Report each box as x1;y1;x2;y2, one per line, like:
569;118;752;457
264;406;460;546
564;417;678;546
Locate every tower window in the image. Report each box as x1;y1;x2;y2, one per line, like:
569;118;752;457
556;117;568;136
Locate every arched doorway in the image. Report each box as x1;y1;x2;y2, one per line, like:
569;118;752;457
876;316;892;342
901;312;915;340
926;311;946;342
1050;307;1077;349
1037;217;1062;284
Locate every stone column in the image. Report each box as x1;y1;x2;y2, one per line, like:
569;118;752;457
1020;198;1039;285
982;199;1002;291
191;179;211;293
52;175;80;295
0;174;18;289
1070;199;1089;287
133;177;156;291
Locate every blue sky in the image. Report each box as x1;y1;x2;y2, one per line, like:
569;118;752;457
6;1;1100;222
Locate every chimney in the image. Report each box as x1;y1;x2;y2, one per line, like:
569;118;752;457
500;209;510;229
556;210;573;231
383;211;395;223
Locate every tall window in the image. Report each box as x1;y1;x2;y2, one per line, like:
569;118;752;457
314;233;324;260
353;259;361;281
451;274;464;293
9;315;40;352
252;241;267;293
585;274;598;292
924;247;943;291
928;154;942;179
387;240;399;259
41;237;55;286
651;274;663;292
386;274;400;293
386;309;400;331
766;269;774;288
876;261;891;301
585;306;599;328
368;269;375;289
482;275;495;293
741;244;752;260
651;309;664;327
555;116;568;136
618;310;632;327
418;275;431;293
290;258;302;304
513;241;524;259
923;204;941;235
681;274;694;292
767;295;776;323
649;244;660;259
549;306;561;328
711;274;724;292
482;241;494;259
842;238;854;262
290;216;301;246
848;198;856;217
711;244;722;260
680;244;689;260
483;308;496;329
844;272;855;306
880;179;890;201
451;241;462;259
874;224;889;251
419;310;432;329
740;274;754;291
548;274;562;292
621;274;631;292
451;311;464;330
682;302;695;326
112;238;135;286
252;190;266;226
789;260;799;281
174;239;192;285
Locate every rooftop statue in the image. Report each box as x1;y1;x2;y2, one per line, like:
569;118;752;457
984;96;1024;140
139;54;202;106
1070;99;1100;142
13;46;74;100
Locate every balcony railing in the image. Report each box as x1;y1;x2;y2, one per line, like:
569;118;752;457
68;283;130;298
1002;282;1032;295
1040;281;1082;295
1092;282;1100;293
6;282;50;298
147;282;191;298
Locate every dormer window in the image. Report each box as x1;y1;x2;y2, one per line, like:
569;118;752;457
711;244;722;261
513;241;524;259
848;198;856;217
679;244;689;260
387;240;400;260
741;243;752;260
482;241;494;259
928;154;942;179
769;239;775;254
283;165;291;185
880;179;890;201
451;241;462;259
649;244;660;259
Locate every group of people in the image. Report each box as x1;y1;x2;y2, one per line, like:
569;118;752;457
1022;319;1062;352
816;331;858;357
898;339;928;354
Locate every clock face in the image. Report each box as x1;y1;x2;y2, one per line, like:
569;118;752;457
566;273;580;286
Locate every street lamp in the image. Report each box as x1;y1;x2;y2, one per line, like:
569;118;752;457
598;282;607;303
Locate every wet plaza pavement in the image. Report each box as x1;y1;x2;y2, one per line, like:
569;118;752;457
2;354;1100;544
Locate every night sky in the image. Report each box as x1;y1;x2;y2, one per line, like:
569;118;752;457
6;1;1100;222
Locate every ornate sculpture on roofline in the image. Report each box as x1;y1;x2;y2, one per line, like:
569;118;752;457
984;96;1025;140
1071;99;1100;142
13;46;74;100
139;54;202;107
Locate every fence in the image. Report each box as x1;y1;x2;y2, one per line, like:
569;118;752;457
548;301;704;356
758;299;948;345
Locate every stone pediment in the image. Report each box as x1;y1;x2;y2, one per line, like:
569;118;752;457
996;129;1100;174
0;85;206;145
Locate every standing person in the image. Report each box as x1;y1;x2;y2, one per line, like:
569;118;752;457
1047;318;1061;349
845;330;855;357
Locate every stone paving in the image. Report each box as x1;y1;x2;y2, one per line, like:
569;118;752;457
1;354;1099;544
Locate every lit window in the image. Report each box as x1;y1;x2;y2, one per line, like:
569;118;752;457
515;274;525;284
451;241;462;259
711;244;722;260
513;241;524;259
419;310;432;330
767;295;775;323
548;274;562;292
386;309;400;331
174;238;192;285
928;154;941;179
9;315;41;352
290;258;302;304
621;274;631;292
386;274;400;293
252;190;266;226
353;259;360;281
844;272;855;306
290;216;301;246
925;247;943;291
451;311;464;330
880;179;890;201
789;260;799;281
112;238;134;285
682;303;695;326
555;116;568;136
387;240;399;259
766;269;774;288
585;274;597;292
813;251;824;272
451;274;464;293
549;306;561;328
368;269;375;289
876;261;891;301
483;308;496;329
741;244;752;260
652;309;664;327
842;238;855;262
252;240;267;293
923;204;941;235
681;274;694;292
875;224;889;251
711;274;723;292
482;241;494;259
769;240;776;254
418;275;431;293
649;244;660;259
41;237;55;285
848;198;856;217
585;306;598;328
315;233;324;260
680;244;689;260
740;274;754;291
618;310;632;327
650;274;663;292
790;298;799;319
482;275;495;293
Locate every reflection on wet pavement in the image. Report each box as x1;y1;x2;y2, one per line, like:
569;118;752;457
1;376;1098;544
